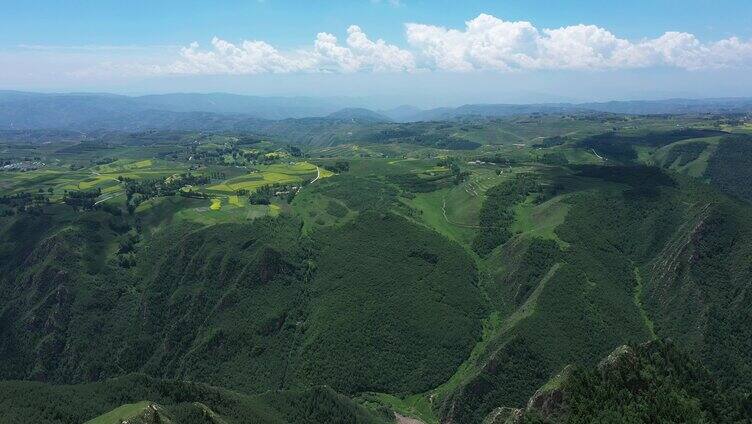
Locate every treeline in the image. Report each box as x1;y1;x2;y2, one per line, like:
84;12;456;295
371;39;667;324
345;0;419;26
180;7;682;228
249;183;299;204
323;160;350;173
388;171;455;193
473;174;541;255
0;192;50;214
184;143;277;166
63;188;100;211
532;135;568;148
362;125;481;150
436;157;470;185
124;172;210;213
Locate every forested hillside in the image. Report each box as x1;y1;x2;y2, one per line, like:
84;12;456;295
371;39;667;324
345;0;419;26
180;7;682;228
0;209;485;397
1;114;751;423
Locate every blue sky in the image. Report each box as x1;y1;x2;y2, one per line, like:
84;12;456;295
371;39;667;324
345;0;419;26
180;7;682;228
2;0;752;106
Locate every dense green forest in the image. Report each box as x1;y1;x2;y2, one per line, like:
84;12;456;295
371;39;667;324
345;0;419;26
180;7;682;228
293;212;485;394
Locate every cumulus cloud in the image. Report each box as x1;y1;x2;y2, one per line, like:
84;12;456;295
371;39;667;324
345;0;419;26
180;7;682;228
406;14;752;71
160;26;415;75
128;13;752;77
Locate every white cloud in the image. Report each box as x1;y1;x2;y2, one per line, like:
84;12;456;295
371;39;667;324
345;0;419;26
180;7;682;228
69;13;752;78
160;26;414;75
343;25;416;72
164;38;313;74
406;13;752;71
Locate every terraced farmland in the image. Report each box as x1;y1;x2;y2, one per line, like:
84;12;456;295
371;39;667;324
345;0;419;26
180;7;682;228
207;161;323;194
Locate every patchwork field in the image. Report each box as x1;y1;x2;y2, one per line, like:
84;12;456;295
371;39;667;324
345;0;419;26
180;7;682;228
0;158;188;198
206;161;323;194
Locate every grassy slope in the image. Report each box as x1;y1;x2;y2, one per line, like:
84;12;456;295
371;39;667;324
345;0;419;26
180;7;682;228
83;401;152;424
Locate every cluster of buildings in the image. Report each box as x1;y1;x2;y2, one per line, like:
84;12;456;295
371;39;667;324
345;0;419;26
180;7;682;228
1;161;45;171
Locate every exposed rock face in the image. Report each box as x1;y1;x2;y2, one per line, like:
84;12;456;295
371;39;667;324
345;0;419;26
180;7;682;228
482;407;523;424
522;364;576;423
597;344;637;375
120;403;172;424
395;412;426;424
475;344;643;424
525;386;564;421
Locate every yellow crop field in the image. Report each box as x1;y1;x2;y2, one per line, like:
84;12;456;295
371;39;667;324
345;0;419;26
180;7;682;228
95;159;153;173
208;162;319;194
130;159;153;169
266;162;317;174
210;198;222;210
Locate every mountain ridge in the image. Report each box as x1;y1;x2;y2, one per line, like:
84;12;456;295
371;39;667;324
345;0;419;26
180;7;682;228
2;90;752;131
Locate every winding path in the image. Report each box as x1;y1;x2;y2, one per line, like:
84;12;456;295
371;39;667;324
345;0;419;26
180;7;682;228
310;166;321;184
93;192;124;205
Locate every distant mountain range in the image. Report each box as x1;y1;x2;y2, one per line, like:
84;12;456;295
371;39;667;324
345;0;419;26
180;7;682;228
387;98;752;121
1;90;751;131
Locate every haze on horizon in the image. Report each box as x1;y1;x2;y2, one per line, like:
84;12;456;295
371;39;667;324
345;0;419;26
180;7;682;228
2;0;752;108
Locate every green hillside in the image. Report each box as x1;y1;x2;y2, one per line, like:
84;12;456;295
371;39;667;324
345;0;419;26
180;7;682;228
1;115;751;423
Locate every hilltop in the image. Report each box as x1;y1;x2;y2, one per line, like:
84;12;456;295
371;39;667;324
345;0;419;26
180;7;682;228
482;340;751;423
